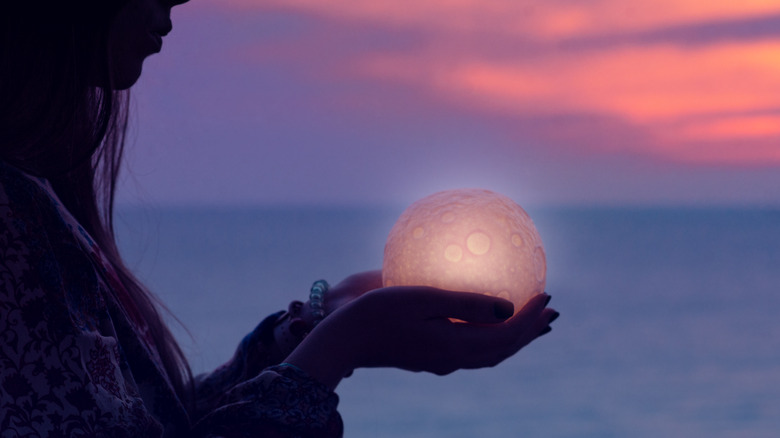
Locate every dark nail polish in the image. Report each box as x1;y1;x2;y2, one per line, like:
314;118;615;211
544;294;552;306
539;326;552;337
549;311;560;324
494;301;514;320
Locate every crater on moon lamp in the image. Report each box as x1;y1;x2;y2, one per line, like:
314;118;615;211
383;189;546;315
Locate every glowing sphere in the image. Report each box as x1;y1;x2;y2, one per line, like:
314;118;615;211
383;189;546;314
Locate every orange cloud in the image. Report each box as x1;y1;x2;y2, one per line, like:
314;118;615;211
676;115;780;141
224;0;780;37
360;41;780;119
221;0;780;166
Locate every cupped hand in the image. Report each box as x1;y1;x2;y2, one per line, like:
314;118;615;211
274;271;383;358
322;270;383;315
285;287;557;390
295;270;382;328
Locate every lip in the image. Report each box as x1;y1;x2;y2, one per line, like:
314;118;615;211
154;21;173;38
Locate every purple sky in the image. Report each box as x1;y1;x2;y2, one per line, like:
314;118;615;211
118;1;780;207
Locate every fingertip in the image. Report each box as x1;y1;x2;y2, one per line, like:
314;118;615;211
493;300;514;320
521;292;549;311
505;293;548;329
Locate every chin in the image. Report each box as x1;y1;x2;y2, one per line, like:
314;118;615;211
113;65;144;90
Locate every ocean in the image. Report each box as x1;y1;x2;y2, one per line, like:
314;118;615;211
115;206;780;437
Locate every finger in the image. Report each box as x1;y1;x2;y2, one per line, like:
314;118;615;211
503;294;553;343
505;308;558;355
337;270;383;291
506;292;549;329
446;293;552;368
388;287;515;324
533;307;559;339
324;271;381;314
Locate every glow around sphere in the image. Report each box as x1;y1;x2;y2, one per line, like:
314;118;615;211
383;189;546;314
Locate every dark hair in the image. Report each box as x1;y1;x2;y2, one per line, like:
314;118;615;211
0;1;192;400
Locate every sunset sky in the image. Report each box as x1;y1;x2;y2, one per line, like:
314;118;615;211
122;0;780;206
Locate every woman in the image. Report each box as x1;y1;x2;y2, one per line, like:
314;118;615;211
0;0;559;436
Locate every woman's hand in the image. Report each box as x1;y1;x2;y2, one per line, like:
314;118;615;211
283;270;384;324
273;271;383;358
284;287;557;390
321;270;383;315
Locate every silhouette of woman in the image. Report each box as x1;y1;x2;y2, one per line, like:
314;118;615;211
0;0;558;436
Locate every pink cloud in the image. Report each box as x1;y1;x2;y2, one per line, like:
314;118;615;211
203;0;780;167
222;0;780;37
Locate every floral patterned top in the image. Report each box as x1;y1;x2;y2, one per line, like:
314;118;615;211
0;161;343;437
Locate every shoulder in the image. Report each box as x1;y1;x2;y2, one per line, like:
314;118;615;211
0;161;165;437
0;160;51;210
0;160;60;295
0;159;102;329
0;160;67;251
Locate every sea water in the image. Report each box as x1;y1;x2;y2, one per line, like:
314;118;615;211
116;206;780;437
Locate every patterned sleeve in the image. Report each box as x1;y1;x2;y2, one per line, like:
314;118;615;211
1;164;344;437
192;314;344;437
0;179;164;437
193;365;343;438
193;311;284;416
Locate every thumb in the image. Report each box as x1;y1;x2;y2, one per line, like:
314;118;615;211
393;287;515;323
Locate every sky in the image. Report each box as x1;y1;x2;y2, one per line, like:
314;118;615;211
121;0;780;207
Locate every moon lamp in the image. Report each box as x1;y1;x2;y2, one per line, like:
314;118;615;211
383;189;546;315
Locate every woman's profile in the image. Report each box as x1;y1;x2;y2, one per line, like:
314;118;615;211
0;0;559;436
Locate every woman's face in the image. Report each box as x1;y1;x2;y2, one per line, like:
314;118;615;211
107;0;188;89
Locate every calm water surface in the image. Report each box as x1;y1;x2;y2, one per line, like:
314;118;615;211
116;206;780;437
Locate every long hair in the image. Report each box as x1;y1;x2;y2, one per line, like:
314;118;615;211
0;1;192;401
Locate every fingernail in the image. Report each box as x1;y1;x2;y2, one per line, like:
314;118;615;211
494;301;514;320
538;326;552;337
544;294;552;306
549;311;560;324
